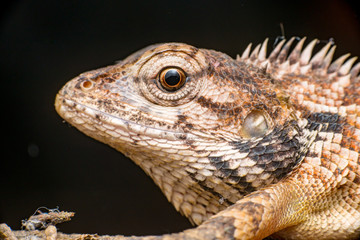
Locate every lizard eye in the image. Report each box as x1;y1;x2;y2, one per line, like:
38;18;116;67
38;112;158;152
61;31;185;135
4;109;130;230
240;110;269;138
159;67;187;91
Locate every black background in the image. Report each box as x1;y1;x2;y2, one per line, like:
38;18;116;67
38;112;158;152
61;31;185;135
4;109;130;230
1;0;360;237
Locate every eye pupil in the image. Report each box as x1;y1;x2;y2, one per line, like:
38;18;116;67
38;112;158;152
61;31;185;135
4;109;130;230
164;69;181;86
159;67;186;91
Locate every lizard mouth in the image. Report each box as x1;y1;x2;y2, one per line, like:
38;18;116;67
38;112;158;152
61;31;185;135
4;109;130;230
55;94;197;142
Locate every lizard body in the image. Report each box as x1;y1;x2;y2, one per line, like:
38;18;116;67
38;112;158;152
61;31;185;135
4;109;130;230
55;37;360;240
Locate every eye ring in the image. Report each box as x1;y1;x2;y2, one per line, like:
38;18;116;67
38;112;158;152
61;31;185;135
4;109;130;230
158;67;187;91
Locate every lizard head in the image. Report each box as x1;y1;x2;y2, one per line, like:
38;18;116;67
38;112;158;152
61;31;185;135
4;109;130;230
55;43;303;225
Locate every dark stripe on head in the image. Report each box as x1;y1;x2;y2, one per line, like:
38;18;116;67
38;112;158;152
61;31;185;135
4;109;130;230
187;172;234;206
306;112;343;133
208;157;261;194
228;122;302;187
196;96;243;117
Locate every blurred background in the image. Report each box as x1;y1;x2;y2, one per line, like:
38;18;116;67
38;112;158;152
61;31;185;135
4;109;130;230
1;0;359;236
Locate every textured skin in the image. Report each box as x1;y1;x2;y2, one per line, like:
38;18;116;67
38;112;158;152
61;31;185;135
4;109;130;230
55;37;360;240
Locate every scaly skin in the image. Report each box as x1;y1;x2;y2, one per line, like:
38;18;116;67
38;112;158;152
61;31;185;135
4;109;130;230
54;38;360;240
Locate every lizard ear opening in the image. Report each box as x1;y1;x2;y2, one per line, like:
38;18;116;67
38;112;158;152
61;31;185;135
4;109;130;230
240;110;269;139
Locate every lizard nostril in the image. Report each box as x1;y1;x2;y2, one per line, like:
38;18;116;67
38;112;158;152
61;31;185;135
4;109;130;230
81;80;93;91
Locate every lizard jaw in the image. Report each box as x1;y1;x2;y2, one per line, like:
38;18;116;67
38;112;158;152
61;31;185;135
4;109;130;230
55;94;197;143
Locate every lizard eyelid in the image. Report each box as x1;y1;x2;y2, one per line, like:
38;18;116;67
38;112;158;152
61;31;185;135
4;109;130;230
240;110;269;138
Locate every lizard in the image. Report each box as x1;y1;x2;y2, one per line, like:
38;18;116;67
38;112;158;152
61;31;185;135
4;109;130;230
54;37;360;240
